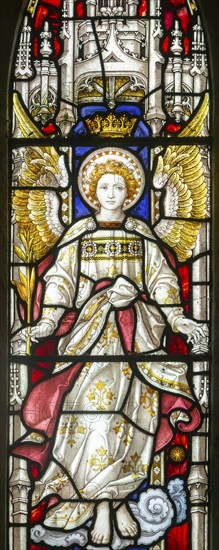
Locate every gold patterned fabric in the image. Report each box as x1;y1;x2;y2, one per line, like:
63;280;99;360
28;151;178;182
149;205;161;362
81;235;143;261
31;219;193;530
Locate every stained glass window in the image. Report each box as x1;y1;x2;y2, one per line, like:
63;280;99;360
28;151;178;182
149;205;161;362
9;1;210;549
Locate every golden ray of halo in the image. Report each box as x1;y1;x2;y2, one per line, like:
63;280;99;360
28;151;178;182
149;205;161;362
78;147;145;211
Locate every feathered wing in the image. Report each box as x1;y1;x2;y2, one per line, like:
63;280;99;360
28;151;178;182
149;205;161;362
153;94;209;262
12;93;69;261
13;189;64;261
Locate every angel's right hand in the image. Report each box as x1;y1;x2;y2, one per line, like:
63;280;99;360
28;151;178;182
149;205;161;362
11;322;55;355
11;322;54;349
26;322;55;342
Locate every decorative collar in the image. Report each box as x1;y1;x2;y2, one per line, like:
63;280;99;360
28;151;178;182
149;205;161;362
97;221;124;228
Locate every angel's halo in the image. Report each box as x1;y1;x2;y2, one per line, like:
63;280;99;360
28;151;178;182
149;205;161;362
78;147;145;211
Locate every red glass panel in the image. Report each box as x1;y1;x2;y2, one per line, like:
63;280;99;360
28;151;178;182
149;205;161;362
184;36;190;54
75;0;86;18
162;0;192;56
33;36;39;57
34;3;62;57
34;6;49;30
42;0;62;6
31;340;56;383
162;35;170;52
167;123;182;132
31;464;40;479
179;265;189;302
30;501;47;525
167;334;188;355
177;7;190;33
166;433;189;477
167;523;189;550
138;0;147;16
167;0;185;6
41;122;57;134
164;10;175;30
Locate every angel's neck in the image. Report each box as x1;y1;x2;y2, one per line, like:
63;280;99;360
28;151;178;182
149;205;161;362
95;208;125;222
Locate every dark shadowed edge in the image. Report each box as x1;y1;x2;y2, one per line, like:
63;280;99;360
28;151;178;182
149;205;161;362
0;1;219;548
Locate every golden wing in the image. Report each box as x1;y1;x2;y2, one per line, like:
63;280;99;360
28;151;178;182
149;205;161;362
13;92;44;138
13;187;65;261
12;93;69;262
153;94;209;262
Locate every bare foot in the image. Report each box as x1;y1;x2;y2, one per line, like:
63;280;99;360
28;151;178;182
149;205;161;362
91;501;111;545
115;503;139;538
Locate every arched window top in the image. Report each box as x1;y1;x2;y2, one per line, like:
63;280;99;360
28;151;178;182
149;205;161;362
8;2;212;549
12;0;209;137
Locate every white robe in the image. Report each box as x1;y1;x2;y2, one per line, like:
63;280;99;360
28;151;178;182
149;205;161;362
30;217;193;530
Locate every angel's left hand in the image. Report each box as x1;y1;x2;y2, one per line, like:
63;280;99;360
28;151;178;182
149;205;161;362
174;317;209;353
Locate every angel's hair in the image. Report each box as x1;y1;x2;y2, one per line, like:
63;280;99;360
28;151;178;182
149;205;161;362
87;160;140;207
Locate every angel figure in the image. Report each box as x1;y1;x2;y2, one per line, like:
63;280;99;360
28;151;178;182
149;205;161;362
11;94;209;546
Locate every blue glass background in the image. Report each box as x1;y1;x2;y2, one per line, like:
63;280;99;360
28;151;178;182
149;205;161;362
73;109;151;223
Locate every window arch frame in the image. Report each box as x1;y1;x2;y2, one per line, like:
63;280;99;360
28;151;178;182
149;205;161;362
0;1;219;548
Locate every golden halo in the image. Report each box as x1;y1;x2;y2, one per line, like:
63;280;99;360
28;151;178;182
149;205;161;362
78;147;145;211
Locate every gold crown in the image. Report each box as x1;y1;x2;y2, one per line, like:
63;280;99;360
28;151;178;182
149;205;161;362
85;113;137;138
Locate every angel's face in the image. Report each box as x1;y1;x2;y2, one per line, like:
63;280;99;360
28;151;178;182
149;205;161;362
96;174;127;211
